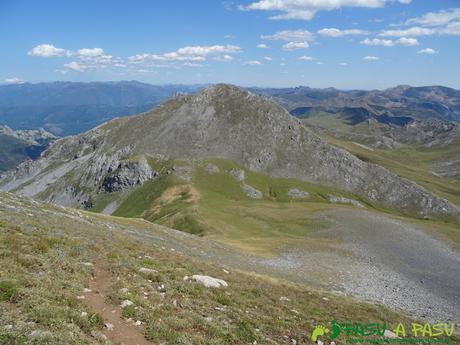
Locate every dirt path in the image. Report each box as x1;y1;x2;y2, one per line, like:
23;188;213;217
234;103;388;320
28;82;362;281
84;258;153;345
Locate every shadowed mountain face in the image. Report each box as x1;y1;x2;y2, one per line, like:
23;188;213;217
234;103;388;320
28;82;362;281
0;81;203;135
0;84;458;219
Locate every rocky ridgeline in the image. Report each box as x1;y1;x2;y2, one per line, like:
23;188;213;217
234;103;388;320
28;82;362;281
0;84;458;219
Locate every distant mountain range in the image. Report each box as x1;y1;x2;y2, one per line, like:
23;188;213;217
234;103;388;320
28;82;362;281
1;82;459;138
250;85;460;123
0;81;203;135
1;84;457;219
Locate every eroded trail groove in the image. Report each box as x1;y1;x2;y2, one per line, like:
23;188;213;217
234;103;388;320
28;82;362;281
85;258;153;345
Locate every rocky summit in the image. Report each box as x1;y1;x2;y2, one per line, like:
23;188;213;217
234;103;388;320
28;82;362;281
0;84;458;219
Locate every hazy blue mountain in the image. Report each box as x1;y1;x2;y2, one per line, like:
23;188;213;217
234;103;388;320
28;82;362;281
0;81;203;135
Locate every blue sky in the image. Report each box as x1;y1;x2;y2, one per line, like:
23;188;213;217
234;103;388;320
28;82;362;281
1;0;459;89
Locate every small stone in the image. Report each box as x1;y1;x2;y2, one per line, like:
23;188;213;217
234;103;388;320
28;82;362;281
280;296;291;301
384;330;399;339
76;295;85;300
134;320;142;326
121;300;134;308
190;275;228;288
83;288;92;293
79;262;94;267
105;323;114;331
80;312;88;317
139;267;157;274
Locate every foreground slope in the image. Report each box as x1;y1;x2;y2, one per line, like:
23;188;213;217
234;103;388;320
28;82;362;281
1;191;436;345
0;84;458;219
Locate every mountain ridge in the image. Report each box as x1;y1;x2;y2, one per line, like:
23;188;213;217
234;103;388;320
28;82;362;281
1;84;458;219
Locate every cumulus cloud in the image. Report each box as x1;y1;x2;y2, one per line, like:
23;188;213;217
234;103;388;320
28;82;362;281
264;56;273;61
379;27;436;37
261;30;314;42
318;28;369;37
64;61;86;72
28;44;68;57
360;37;418;46
256;43;269;48
240;0;411;21
243;60;262;66
396;37;419;46
3;77;24;84
417;48;438;54
283;41;309;50
128;44;241;64
299;55;315;60
363;55;380;60
77;48;104;57
360;37;394;46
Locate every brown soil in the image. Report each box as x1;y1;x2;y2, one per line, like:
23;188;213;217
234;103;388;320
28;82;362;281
84;258;153;345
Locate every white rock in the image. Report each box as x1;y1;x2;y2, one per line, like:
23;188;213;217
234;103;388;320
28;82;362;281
280;296;291;301
191;275;228;288
384;330;399;339
105;323;114;331
79;262;94;267
121;300;134;308
80;312;88;317
139;267;157;274
83;288;92;293
134;320;142;326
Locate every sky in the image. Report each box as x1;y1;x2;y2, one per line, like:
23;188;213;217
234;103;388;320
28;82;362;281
1;0;460;89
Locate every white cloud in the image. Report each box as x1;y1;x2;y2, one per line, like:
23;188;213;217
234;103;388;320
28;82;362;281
264;56;273;61
183;62;203;67
3;77;24;84
339;62;348;66
257;43;268;48
396;37;419;46
241;0;411;21
381;8;460;38
28;44;68;57
283;41;309;50
379;27;436;37
360;37;418;46
299;55;315;60
316;61;324;65
363;55;379;60
214;54;234;61
360;37;394;46
406;8;460;27
128;44;241;64
261;30;314;42
243;60;262;66
417;48;438;54
318;28;368;37
64;61;86;72
77;48;104;57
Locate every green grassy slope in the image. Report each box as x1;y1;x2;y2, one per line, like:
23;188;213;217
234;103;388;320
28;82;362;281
1;191;440;345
